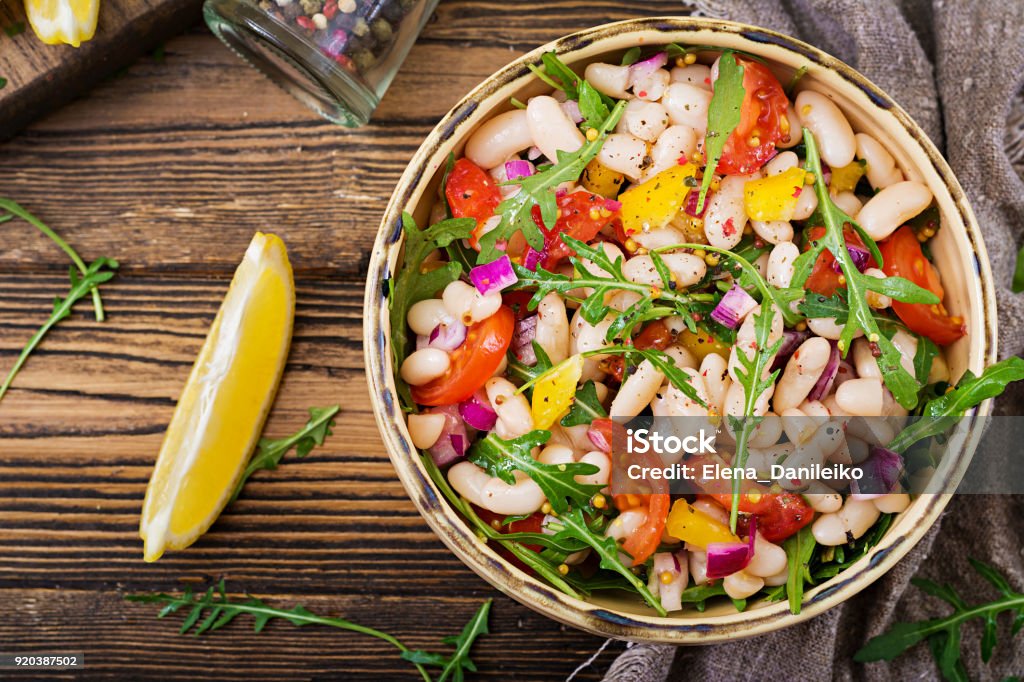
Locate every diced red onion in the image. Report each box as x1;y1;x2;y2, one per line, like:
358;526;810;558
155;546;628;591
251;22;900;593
470;255;518;295
831;244;871;273
710;284;758;329
561;99;584;124
706;517;757;579
806;341;841;401
628;52;668;87
683;187;710;217
504;159;535;182
512;314;539;364
522;246;543;272
587;424;611;453
852;447;904;495
604;198;622;212
459;390;497;431
426;320;468;352
771;329;811;371
426;404;469;468
555;187;568;199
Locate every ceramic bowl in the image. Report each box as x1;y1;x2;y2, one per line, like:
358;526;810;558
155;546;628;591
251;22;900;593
363;17;997;643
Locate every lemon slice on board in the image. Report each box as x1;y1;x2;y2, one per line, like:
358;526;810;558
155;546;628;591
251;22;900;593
24;0;100;47
140;233;295;562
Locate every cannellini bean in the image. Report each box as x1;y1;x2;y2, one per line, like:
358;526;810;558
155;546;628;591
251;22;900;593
527;95;585;163
773;337;832;413
650;551;689;612
890;329;919;377
606;509;648;542
764;151;800;176
835;378;884;416
631;225;689;251
846;435;871;464
689;548;709;585
791;179;819;220
855;133;903;189
662;344;698;370
729;305;784;383
692;498;729;525
704;174;750;249
485;377;533;439
805;486;844;513
852;338;882;379
617;98;670;142
754;253;770;278
670;63;711;89
845;414;895;445
800;399;831;418
442;280;502;325
662;82;712;134
407;298;452;336
857;181;933;241
778;103;802;148
597;133;649;181
585;62;631;99
632;67;670;101
862;267;892;309
488;162;522;199
725;376;773;417
608;290;642;312
464;109;534;170
535;292;570;363
832;191;862;218
643;125;698;180
747;412;784;448
610;360;664;417
807;316;864;341
664;252;707;287
751;220;794;244
795;90;856;167
781;407;816;445
538;444;575;466
812;498;881;546
577;451;612;487
448;461;545;515
407;413;446;449
874;493;911;513
746;535;787;578
724;570;765;599
766;241;799;288
651;368;710;419
571;310;613;356
400;348;450;386
698;353;731;415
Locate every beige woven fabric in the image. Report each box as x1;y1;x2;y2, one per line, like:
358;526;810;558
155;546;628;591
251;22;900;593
603;1;1024;679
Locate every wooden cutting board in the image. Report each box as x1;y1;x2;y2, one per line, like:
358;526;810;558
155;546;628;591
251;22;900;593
0;0;203;139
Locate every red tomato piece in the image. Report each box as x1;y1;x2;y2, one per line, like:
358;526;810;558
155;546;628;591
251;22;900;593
531;191;622;270
715;56;790;176
411;306;514;406
445;158;502;250
603;320;672;383
803;226;877;297
879;226;966;346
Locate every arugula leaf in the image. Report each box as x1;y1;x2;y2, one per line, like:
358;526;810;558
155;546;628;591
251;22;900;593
545;507;667;616
538;52;580;99
1013;243;1024;294
468;431;602;514
785;65;809;96
802;129;921;409
888;357;1024;453
480;100;626;263
913;336;939;386
696;51;745;213
797;289;904;332
388;213;477;407
854;558;1024;681
620;47;642;66
402;599;491;682
0;256;119;404
577;80;611;130
560;380;607;427
782;525;816;615
863;275;939;305
231;405;340;502
590;346;706;407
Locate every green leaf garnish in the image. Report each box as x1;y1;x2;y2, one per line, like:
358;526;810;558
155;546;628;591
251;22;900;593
560;379;607;427
913;335;939;386
620;47;642;66
782;525;816;615
230;405;341;502
696;50;745;213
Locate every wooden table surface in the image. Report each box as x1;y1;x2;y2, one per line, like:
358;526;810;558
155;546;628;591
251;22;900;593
0;1;695;679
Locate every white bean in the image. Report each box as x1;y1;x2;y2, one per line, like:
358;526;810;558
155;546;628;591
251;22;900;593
832;191;862;218
662;82;712;134
874;493;911;513
407;298;452;336
643;125;698;180
538;444;575;466
578;451;612;487
584;62;631;99
663;252;707;287
400;348;450;386
485;377;533;439
791;179;819;220
535;292;570;363
570;309;613;356
729;304;784;383
610;360;665;418
631;225;689;251
811;498;881;546
670;63;711;89
725;375;773;417
632;67;670;101
766;241;799;288
751;220;794;244
773;336;832;413
464;109;534;170
650;551;689;612
724;570;765;599
764;151;799;176
527;95;585;163
807;316;864;341
651;368;710;419
442;280;501;325
857;181;933;241
663;344;698;370
863;267;892;309
448;461;545;515
890;329;919;378
746;535;787;578
407;412;446;449
805;488;844;513
689;548;709;585
698;353;731;416
704;174;750;249
781;407;816;445
747;412;784;448
795;90;856;167
855;133;903;190
617;98;669;142
835;378;885;416
597;133;649;181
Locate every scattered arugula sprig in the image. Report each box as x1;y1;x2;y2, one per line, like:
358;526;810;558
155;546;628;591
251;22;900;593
560;379;606;427
230;405;340;502
782;525;816;615
479;100;626;263
855;559;1024;681
797;129;938;409
696;50;744;212
126;580;491;682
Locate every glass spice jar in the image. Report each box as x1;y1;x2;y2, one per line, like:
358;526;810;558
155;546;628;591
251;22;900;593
204;0;438;126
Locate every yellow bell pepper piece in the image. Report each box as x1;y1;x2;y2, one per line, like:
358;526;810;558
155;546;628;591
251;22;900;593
678;328;730;363
581;159;626;199
665;500;740;548
620;163;698;236
531;355;584;429
742;166;806;222
829;160;867;195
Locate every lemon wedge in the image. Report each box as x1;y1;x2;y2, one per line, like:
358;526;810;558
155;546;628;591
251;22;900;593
24;0;100;47
140;233;295;562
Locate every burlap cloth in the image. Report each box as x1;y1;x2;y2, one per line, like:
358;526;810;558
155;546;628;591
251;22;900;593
602;1;1024;679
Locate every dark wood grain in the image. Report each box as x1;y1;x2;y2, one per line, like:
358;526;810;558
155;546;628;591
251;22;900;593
0;2;692;679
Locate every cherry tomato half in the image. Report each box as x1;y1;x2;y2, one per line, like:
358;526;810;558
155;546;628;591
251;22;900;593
879;226;966;346
715;56;790;176
411;306;514;406
531;191;622;270
472;507;545;574
803;226;877;297
603;320;672;383
445;158;502;250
